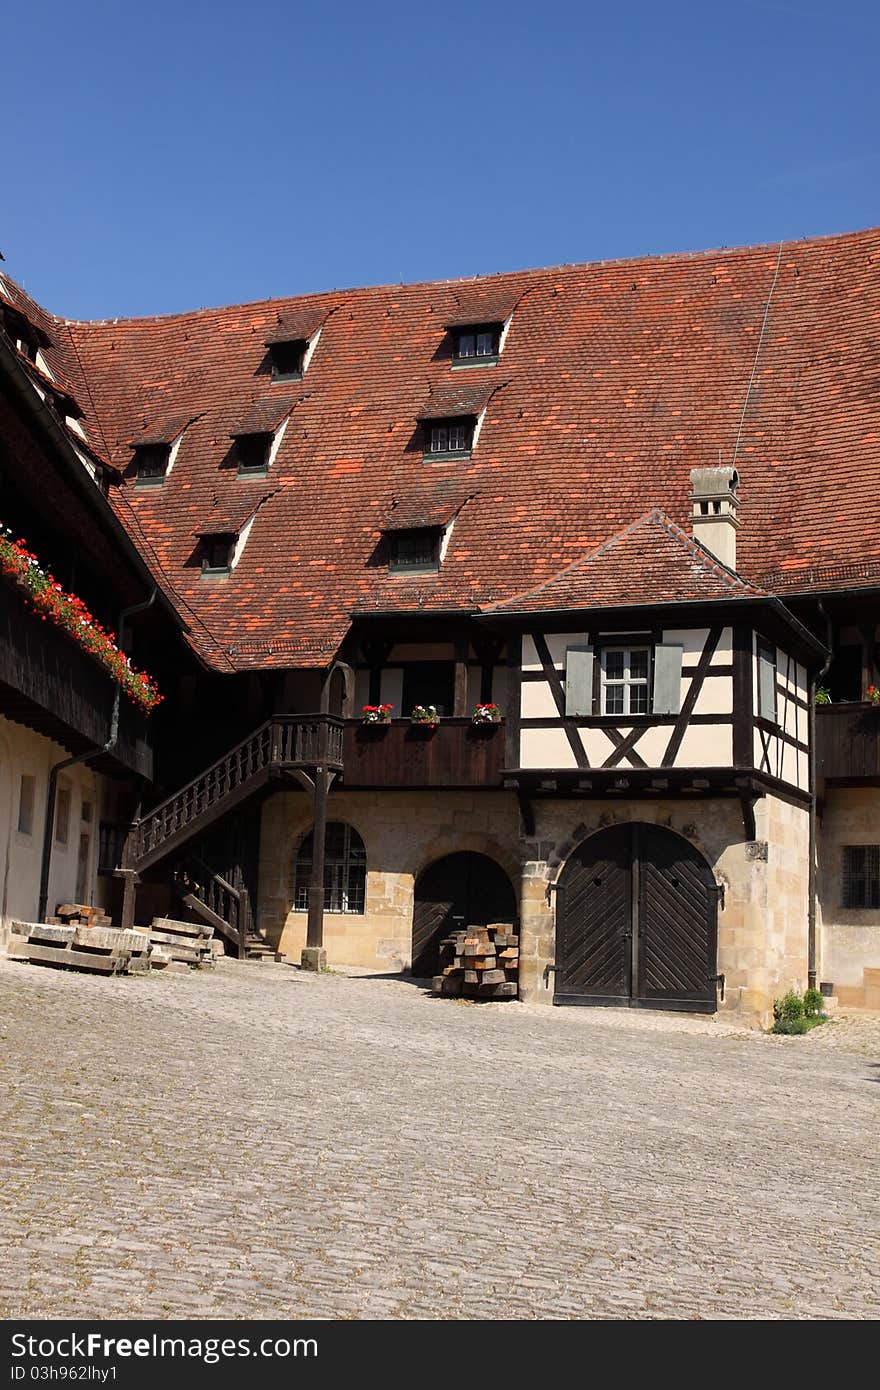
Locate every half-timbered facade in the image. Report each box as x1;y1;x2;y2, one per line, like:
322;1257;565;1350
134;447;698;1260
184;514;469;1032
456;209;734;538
3;225;880;1021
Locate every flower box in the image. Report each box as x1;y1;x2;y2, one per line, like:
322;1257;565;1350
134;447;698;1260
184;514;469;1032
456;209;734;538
471;703;502;725
410;705;440;729
361;704;393;725
0;522;162;713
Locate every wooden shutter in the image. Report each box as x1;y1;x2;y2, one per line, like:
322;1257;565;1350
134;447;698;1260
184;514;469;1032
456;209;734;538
758;640;777;721
652;644;683;715
565;646;594;716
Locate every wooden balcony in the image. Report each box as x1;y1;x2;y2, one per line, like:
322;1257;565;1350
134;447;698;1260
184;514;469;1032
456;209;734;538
341;718;504;789
0;578;153;778
816;703;880;784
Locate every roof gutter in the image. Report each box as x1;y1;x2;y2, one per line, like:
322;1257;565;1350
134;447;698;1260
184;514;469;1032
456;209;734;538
0;332;183;630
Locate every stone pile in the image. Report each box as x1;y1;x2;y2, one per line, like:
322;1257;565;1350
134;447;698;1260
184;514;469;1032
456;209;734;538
48;902;113;929
8;919;150;974
137;917;215;969
432;922;519;999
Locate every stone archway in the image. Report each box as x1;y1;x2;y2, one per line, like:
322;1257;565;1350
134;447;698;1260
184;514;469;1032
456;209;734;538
555;822;720;1012
411;851;517;977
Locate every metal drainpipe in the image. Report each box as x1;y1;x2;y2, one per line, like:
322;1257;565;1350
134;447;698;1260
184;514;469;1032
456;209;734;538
36;589;157;923
808;599;834;990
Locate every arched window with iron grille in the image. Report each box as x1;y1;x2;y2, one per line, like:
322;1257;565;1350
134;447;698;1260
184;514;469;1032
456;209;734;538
292;822;366;915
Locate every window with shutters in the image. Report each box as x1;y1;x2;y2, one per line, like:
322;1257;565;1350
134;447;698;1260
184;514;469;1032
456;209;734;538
842;845;880;909
292;823;366;914
757;638;777;722
601;646;650;715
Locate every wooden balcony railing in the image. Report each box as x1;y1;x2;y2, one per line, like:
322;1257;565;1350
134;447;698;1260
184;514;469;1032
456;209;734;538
341;718;504;789
817;703;880;784
127;714;344;870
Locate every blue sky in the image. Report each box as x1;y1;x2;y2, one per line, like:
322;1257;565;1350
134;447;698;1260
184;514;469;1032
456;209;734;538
3;0;878;318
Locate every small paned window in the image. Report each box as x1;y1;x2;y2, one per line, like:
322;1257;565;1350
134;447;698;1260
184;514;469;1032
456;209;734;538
842;845;880;909
453;324;501;363
426;418;474;458
236;433;271;475
17;775;36;835
389;529;440;574
269;341;305;382
134;443;171;483
201;537;234;574
601;647;650;716
55;784;71;846
293;822;366;914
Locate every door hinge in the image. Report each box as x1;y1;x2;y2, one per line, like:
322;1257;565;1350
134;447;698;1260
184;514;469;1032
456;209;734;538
710;972;726;1002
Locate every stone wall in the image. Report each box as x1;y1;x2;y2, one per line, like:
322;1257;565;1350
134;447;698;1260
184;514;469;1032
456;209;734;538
816;787;880;992
257;786;811;1025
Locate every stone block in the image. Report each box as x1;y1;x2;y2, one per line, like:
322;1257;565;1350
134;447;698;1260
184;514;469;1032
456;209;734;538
301;946;327;972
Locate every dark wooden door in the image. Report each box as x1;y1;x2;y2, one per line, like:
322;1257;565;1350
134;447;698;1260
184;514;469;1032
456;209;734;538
555;824;632;1003
412;851;516;976
555;824;718;1012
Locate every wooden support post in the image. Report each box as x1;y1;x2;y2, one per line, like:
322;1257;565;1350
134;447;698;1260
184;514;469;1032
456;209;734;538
454;636;469;716
237;887;250;959
303;717;331;969
115;869;140;929
859;620;878;699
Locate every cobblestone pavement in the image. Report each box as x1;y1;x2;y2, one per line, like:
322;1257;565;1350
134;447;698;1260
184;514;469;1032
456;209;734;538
0;955;878;1320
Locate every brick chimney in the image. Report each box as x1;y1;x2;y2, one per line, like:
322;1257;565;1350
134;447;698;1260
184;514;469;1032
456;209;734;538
690;466;740;570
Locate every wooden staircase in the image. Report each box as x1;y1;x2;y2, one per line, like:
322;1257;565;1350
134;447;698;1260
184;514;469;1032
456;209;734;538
121;714;344;956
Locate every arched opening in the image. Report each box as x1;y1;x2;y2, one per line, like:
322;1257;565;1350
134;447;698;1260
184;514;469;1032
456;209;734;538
412;851;517;977
292;822;366;915
555;822;720;1012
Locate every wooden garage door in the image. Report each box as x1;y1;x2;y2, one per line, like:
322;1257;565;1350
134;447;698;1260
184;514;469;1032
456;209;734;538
412;852;517;977
555;824;719;1012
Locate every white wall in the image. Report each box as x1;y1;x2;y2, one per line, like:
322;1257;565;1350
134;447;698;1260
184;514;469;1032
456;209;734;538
0;715;113;937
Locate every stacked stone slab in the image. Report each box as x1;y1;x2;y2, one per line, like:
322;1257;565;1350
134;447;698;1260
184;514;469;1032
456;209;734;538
8;921;150;974
141;917;215;968
432;923;519;999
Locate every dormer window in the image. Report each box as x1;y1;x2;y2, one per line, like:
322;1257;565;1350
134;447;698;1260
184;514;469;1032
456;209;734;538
236;432;271;476
230;398;293;477
426;417;474;459
452;323;501;366
388;528;441;574
200;534;235;576
134;443;171;485
268;340;305;382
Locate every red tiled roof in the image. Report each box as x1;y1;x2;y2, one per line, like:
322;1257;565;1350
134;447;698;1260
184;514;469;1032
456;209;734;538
194;486;276;537
483;509;766;614
444;285;521;327
230;395;296;437
130;411;200;447
416;380;502;420
5;226;880;669
264;306;327;345
382;482;474;532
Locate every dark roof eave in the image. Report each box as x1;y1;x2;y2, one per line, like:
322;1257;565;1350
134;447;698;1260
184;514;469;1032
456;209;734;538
477;594;829;664
0;332;187;634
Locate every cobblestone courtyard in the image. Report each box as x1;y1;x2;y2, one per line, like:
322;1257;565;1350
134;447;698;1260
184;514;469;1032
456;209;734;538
0;955;877;1320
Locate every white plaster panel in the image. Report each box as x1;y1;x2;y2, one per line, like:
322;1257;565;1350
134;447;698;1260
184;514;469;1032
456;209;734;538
521;680;559;719
676;723;732;766
691;674;733;715
624;725;670;766
522;632;587;672
579;728;617;764
520;727;577;769
797;704;808;744
664;626;732;662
